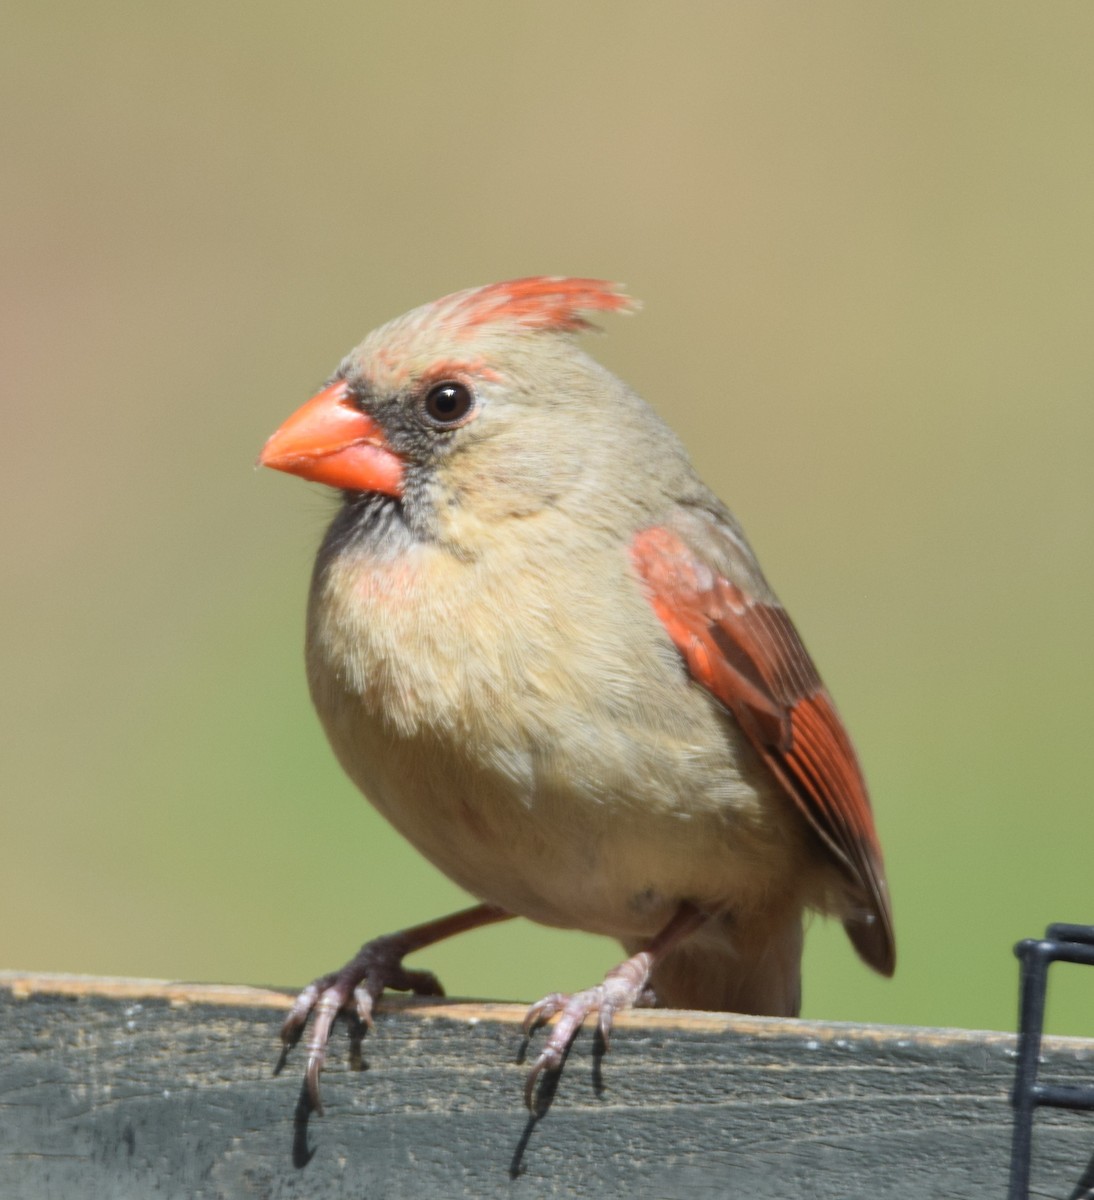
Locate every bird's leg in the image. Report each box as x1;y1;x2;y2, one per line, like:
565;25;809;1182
522;902;709;1107
281;902;512;1113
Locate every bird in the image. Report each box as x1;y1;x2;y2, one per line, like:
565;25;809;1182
259;276;894;1113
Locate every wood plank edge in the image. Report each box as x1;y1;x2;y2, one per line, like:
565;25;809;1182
3;968;1090;1054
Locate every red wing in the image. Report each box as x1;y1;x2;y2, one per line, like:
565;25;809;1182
631;524;895;977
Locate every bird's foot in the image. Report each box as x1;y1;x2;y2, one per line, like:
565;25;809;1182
521;950;657;1108
280;932;444;1114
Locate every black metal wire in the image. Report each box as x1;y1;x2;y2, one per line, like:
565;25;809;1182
1009;924;1094;1200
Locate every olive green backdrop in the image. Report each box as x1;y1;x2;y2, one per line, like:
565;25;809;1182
4;3;1092;1037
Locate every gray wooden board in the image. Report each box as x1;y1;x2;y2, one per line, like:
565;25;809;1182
1;973;1092;1199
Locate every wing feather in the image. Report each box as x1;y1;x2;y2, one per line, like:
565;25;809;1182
632;522;895;976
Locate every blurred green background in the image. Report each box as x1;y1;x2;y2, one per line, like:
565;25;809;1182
3;3;1092;1038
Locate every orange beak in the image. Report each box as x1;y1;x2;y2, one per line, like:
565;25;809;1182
258;380;405;496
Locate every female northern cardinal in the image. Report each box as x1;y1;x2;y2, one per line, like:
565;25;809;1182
260;277;894;1112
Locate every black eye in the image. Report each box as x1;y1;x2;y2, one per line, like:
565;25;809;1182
423;381;474;426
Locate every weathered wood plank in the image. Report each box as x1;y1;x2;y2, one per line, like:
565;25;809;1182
1;972;1091;1199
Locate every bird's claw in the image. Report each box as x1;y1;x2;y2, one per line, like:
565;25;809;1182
279;936;444;1115
521;954;656;1109
521;991;566;1036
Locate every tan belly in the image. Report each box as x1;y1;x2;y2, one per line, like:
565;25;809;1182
306;538;819;938
316;678;809;939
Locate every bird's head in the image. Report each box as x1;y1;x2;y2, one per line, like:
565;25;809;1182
259;277;671;547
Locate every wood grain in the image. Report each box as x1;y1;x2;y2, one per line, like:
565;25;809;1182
2;971;1092;1199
